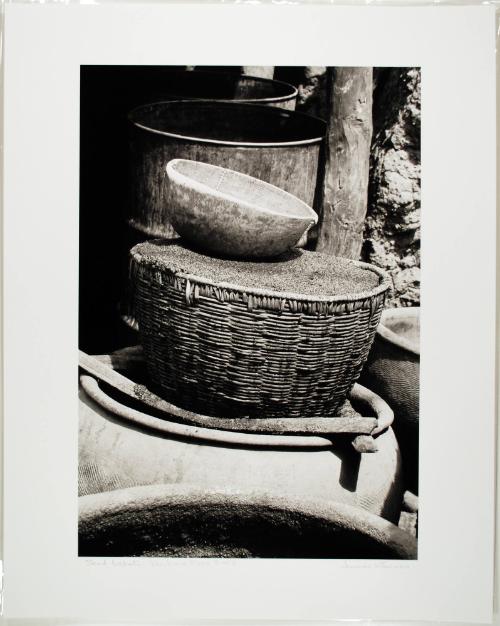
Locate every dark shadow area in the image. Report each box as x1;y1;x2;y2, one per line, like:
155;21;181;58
80;66;310;354
80;67;251;353
336;445;361;493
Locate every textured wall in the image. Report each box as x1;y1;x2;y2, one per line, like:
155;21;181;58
286;66;421;307
363;68;421;307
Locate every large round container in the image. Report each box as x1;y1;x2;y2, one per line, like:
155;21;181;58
78;374;404;524
79;485;417;559
130;242;391;420
358;307;419;493
128;100;326;238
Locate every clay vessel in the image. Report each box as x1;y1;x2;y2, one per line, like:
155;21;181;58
79;484;417;559
166;159;317;258
79;373;404;524
359;307;420;493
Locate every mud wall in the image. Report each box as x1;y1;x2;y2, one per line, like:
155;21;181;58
276;66;421;307
363;68;421;307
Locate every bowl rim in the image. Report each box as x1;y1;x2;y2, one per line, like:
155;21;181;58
78;484;417;559
166;158;318;225
128;99;326;147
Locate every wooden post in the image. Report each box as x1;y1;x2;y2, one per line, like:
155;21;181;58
316;67;373;259
242;66;275;79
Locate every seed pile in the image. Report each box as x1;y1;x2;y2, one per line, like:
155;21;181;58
132;239;380;297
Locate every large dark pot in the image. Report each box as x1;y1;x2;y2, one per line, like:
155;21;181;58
79;485;417;559
358;307;419;493
128;100;326;238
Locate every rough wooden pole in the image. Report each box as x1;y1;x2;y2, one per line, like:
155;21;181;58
242;66;275;79
316;67;373;259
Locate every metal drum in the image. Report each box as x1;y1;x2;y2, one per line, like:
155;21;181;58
128;101;326;238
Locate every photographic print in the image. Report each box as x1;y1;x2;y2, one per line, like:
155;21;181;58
3;2;496;621
78;65;421;559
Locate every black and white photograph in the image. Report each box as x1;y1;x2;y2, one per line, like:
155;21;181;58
3;2;497;622
78;65;421;559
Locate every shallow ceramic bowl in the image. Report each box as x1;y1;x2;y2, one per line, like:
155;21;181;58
166;158;318;258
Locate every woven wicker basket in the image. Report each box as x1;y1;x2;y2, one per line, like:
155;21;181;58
130;245;391;420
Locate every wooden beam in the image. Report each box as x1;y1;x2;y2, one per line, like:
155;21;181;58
242;66;275;79
316;67;373;259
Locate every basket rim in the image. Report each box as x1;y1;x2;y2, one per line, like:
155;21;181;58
130;247;391;304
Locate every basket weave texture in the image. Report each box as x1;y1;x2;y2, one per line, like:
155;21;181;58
130;245;391;419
